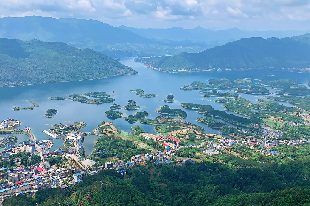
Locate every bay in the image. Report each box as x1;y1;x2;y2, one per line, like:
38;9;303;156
0;57;308;155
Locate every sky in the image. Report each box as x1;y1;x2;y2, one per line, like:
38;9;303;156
1;0;310;30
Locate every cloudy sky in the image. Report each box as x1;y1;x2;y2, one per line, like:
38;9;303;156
1;0;310;30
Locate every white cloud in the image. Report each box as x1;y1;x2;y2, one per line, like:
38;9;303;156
0;0;310;29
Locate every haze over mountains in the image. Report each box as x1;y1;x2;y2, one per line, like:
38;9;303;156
120;26;309;45
0;16;208;57
0;16;309;59
1;15;310;84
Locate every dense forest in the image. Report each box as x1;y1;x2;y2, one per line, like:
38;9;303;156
0;38;136;87
4;159;310;205
144;35;310;71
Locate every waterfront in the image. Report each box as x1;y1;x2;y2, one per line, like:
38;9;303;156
0;57;308;155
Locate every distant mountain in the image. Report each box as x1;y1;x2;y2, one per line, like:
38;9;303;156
119;26;309;45
0;16;209;57
142;35;310;71
0;38;136;87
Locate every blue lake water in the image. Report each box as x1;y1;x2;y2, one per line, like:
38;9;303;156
0;57;309;155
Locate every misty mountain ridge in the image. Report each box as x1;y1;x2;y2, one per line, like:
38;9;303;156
0;16;210;57
119;25;309;45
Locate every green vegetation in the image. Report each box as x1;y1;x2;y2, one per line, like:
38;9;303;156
6;160;310;205
164;94;175;103
0;152;40;168
0;136;17;148
110;103;122;110
44;109;57;118
146;37;310;71
13;101;39;111
132;126;144;135
181;78;269;95
0;38;136;87
267;95;310;111
197;117;226;129
125;100;140;110
181;103;256;127
51;92;115;104
50;122;86;136
91;135;149;163
105;110;123;120
157;105;187;119
130;89;156;98
125;111;149;124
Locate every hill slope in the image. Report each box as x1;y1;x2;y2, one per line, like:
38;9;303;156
0;38;136;87
146;36;310;71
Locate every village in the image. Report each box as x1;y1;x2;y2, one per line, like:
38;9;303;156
0;115;309;202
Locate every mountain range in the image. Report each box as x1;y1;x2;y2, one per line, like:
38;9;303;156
1;16;309;59
0;16;209;57
120;26;309;45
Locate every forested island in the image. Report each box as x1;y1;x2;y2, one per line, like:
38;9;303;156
0;38;136;87
124;100;140;110
50;92;115;104
110;103;122;110
157;105;187;119
130;89;156;98
105;110;123;120
44;109;57;118
13;101;39;111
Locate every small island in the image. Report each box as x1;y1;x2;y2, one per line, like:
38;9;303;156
45;109;57;118
105;110;123;120
130;89;156;98
50;91;115;104
124;111;149;124
164;94;175;103
124;100;140;110
110;103;122;110
13;100;39;111
157;105;187;119
43;122;87;139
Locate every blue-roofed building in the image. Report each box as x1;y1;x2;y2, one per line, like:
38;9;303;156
3;153;10;158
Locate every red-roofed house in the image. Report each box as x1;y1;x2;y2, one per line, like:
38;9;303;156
162;143;170;147
167;137;181;144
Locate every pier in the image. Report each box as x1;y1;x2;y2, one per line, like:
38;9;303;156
23;127;36;141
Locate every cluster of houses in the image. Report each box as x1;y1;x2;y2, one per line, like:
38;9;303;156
0;118;20;130
141;133;181;150
0;136;16;146
0;165;86;202
65;132;84;154
2;140;54;158
105;150;175;170
200;132;310;158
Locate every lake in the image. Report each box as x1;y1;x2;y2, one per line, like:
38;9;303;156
0;57;308;155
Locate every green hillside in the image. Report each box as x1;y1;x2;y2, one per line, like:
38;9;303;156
4;160;310;205
0;38;136;87
146;36;310;71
